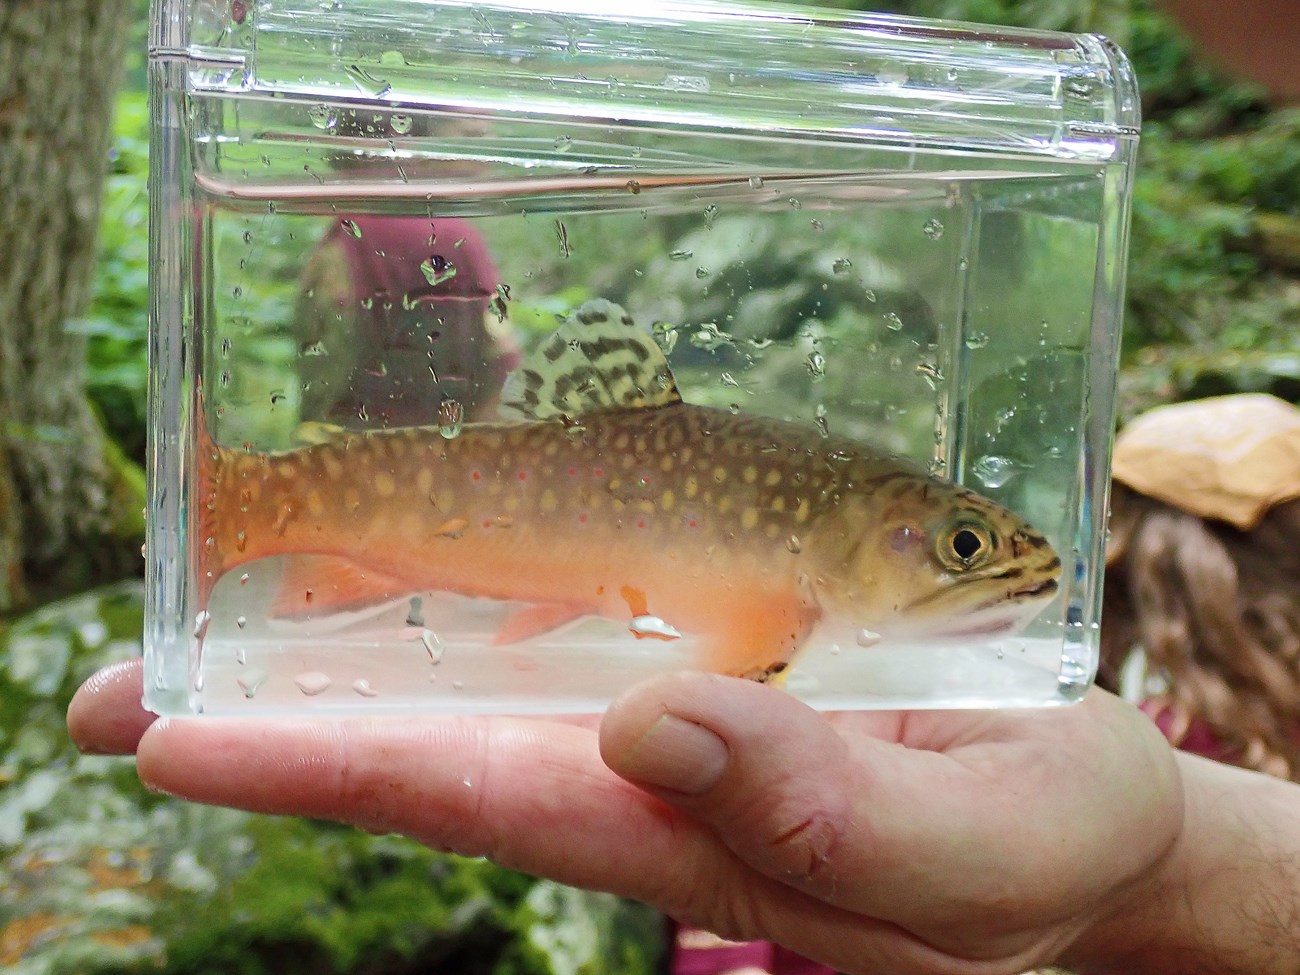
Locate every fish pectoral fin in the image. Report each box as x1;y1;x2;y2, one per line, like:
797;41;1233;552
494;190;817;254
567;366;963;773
270;555;411;619
494;603;591;645
699;593;821;684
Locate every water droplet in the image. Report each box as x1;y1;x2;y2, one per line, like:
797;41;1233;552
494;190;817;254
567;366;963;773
390;113;413;135
420;254;457;286
295;671;332;696
219;369;232;388
347;678;377;697
236;615;247;629
452;679;465;690
748;175;765;189
814;403;830;438
420;628;445;664
241;230;253;245
864;288;877;303
307;104;337;129
922;218;944;240
879;65;908;86
694;266;709;279
831;258;852;275
689;321;734;352
806;351;826;380
788;198;802;210
927;457;947;476
343;62;391;97
340;218;362;238
439;398;464;439
965;331;990;350
856;629;882;648
553;134;573;152
720;372;740;388
234;647;246;665
193;611;211;639
231;286;243;299
786;535;802;554
958;256;970;271
629;615;682;640
237;668;268;698
239;572;250;585
668;249;693;261
704;203;719;228
972;455;1018;488
810;218;824;232
652;321;679;355
884;312;904;332
915;361;944;389
406;596;425;628
946;67;959;82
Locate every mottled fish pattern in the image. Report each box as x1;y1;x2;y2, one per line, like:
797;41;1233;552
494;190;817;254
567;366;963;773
196;300;1061;680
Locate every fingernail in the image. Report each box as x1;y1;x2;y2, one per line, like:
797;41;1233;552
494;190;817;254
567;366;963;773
610;713;728;795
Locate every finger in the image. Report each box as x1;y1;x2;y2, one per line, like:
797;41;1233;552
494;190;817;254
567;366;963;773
133;714;942;975
67;658;158;755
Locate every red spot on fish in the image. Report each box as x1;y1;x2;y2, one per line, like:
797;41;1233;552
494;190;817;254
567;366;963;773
568;466;578;477
482;519;493;529
304;588;314;604
578;513;589;524
518;470;528;481
470;470;482;481
593;466;605;478
687;517;699;530
636;518;647;530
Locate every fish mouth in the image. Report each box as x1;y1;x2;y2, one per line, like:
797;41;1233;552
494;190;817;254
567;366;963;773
1009;576;1058;601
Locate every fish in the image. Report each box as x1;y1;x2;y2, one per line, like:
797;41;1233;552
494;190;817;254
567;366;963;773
194;299;1061;681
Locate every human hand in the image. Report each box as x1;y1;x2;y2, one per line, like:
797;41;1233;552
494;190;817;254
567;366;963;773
69;661;1189;974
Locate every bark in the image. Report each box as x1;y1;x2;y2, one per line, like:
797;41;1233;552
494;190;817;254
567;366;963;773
0;0;134;611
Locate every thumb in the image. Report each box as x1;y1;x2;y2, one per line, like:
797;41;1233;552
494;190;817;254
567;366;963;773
599;672;911;909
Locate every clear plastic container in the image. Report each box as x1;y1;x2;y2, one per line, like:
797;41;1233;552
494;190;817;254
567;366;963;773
145;0;1139;715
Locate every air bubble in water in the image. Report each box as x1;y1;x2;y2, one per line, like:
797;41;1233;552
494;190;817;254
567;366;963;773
340;218;362;238
884;312;904;331
806;351;826;380
421;628;445;664
629;615;682;640
193;611;211;639
237;668;269;698
553;135;573;152
668;249;693;261
295;671;332;696
831;258;852;275
786;535;802;554
236;615;247;629
695;266;709;279
390;113;413;135
352;678;380;697
915;361;944;389
856;629;882;648
748;175;764;189
972;455;1017;489
439;398;464;439
420;255;457;286
922;218;945;240
814;403;830;438
704;203;719;227
307;104;337;129
965;332;990;350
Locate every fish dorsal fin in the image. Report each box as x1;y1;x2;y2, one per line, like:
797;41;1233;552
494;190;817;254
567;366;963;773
500;299;681;421
292;421;349;446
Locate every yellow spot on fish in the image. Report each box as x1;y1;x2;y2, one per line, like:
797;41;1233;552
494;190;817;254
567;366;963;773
417;468;434;494
544;442;559;457
434;488;456;512
613;432;630;450
540;489;559;513
795;499;811;523
620;453;636;470
764;469;782;487
712;466;727;483
717;496;733;514
659;455;674;473
635;437;648;454
684;476;699;500
277;462;296;479
375;472;396;497
389;438;406;458
771;496;786;513
764;522;782;539
321;452;344;481
504;494;520;513
679;447;693;464
742;508;760;530
343;487;361;510
742;465;758;484
306;490;325;517
660;490;676;511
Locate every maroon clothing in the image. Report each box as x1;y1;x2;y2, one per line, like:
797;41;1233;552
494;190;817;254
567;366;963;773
669;924;835;975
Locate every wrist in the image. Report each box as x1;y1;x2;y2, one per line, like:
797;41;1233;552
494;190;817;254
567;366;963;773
1066;752;1300;974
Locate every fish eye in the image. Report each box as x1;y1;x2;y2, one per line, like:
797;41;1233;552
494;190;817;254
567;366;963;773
938;520;995;571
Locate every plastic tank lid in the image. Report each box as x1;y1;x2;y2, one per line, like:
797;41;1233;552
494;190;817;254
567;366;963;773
154;0;1140;162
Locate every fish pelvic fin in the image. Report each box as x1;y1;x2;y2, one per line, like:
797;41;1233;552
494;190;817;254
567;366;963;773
494;602;591;645
270;555;410;619
699;589;820;684
499;298;681;421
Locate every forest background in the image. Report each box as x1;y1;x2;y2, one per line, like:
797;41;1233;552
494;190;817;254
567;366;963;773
1;0;1296;972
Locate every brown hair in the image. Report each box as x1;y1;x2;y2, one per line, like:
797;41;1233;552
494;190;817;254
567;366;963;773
1100;486;1300;779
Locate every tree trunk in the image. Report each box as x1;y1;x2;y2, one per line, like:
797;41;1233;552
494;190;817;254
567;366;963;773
0;0;134;611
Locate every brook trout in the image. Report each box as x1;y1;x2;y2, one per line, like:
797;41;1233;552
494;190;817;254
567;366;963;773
196;299;1060;680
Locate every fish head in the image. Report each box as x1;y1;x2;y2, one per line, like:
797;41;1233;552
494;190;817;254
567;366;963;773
818;477;1062;644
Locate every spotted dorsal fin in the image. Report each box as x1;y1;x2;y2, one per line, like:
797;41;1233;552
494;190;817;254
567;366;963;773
500;299;681;421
